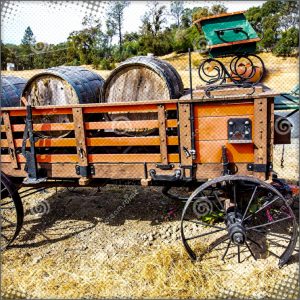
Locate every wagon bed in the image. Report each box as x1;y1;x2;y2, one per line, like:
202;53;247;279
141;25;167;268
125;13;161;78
1;87;277;185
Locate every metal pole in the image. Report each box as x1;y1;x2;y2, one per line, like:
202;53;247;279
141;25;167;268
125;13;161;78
188;48;193;100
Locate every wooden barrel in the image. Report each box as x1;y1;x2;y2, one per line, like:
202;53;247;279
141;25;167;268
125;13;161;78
1;76;27;107
22;66;105;106
102;56;184;103
102;56;183;135
22;66;105;137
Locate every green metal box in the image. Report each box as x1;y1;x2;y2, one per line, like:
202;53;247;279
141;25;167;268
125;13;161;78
194;11;260;58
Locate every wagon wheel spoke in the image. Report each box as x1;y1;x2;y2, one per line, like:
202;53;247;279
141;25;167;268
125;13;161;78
233;181;237;216
1;200;14;206
245;241;256;260
213;191;225;212
1;233;10;241
1;187;8;194
185;228;225;241
183;219;225;231
237;245;241;263
222;240;231;261
251;228;292;241
200;235;230;259
1;207;16;210
242;185;258;221
243;196;280;222
0;215;15;226
246;216;293;231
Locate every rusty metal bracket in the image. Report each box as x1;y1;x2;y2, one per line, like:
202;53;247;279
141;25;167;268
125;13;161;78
22;105;47;184
75;165;95;177
155;163;174;170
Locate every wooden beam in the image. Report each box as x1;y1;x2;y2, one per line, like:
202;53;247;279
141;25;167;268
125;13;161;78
73;108;88;167
157;104;168;165
178;103;193;175
253;98;268;180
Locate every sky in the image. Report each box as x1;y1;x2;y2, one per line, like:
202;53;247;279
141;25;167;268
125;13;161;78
1;1;265;45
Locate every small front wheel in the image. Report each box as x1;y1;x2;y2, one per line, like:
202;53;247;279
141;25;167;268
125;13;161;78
181;175;298;267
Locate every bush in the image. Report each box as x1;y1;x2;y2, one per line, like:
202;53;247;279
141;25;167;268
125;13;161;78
273;27;299;56
99;58;115;70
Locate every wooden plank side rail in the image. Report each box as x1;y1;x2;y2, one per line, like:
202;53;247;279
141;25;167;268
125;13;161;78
1;136;179;148
1;154;180;164
0;119;177;132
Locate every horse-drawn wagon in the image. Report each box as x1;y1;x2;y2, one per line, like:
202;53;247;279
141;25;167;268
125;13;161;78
1;11;298;268
1;85;298;267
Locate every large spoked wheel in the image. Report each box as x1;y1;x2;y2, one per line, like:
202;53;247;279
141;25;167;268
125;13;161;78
1;173;24;250
181;175;298;267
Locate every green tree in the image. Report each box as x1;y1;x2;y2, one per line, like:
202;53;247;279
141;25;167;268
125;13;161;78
20;26;36;69
273;27;299;56
170;1;185;27
210;4;227;15
106;1;130;51
67;16;105;65
246;0;299;54
139;1;168;55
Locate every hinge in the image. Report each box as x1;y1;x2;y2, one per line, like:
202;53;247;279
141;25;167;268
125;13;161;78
247;163;273;172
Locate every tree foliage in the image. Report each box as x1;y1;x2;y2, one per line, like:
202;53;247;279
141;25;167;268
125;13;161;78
246;0;299;54
106;1;130;51
1;0;298;71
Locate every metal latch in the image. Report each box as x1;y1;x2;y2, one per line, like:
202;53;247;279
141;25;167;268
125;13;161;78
149;169;182;182
183;147;196;159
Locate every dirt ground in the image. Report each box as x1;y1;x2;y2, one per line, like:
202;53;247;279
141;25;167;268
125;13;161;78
2;184;299;299
1;52;299;299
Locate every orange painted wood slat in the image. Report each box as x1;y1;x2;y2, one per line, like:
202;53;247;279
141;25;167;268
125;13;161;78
0;119;178;133
1;136;178;148
85;119;177;130
1;153;180;163
195;141;254;163
88;154;180;163
194;115;254;141
3;123;75;132
194;102;254;117
8;108;72;117
1;100;178;112
4;102;177;117
87;136;178;147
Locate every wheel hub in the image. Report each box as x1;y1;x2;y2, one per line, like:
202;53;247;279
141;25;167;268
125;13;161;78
226;212;246;245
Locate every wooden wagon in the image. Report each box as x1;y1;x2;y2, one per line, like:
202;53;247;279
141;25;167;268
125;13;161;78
1;86;298;267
